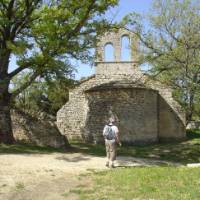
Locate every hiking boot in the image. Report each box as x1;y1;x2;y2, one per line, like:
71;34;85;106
109;163;114;168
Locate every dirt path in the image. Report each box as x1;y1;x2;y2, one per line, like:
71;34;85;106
0;153;179;200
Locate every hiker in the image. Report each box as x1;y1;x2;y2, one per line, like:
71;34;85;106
103;117;121;168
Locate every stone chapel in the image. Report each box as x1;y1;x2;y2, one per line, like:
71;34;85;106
57;28;186;144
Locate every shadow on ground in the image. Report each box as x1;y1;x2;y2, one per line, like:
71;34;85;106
56;155;91;162
0;129;200;165
70;129;200;165
0;143;69;154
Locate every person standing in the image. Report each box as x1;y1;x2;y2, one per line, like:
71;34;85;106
103;117;121;168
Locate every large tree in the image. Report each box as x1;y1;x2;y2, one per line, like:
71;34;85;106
12;71;77;115
123;0;200;123
0;0;118;144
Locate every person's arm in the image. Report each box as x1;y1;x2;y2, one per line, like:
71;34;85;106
115;127;121;146
103;125;107;139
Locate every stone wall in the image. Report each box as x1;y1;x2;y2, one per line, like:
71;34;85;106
57;70;145;141
57;28;186;144
96;62;138;79
12;110;68;148
85;88;158;144
96;28;138;62
57;71;186;143
158;95;186;140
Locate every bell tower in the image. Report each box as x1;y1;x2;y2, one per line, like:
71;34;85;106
95;28;139;79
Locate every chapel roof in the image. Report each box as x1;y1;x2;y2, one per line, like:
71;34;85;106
85;80;157;92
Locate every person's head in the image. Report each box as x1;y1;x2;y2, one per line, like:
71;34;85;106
108;117;115;124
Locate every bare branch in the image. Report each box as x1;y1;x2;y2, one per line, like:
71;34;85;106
8;65;28;78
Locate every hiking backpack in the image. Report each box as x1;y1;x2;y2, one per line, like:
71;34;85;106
104;125;116;140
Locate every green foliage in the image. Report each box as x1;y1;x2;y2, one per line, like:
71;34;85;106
11;71;76;115
0;0;118;97
0;0;119;115
123;0;200;122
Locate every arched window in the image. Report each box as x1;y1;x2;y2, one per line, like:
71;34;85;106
121;35;131;61
104;43;114;61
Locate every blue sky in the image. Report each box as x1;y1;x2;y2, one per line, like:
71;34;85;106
75;0;153;79
9;0;153;80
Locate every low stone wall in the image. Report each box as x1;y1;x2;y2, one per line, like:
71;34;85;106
12;110;68;148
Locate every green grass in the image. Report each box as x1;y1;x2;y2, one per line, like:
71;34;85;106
1;129;200;164
15;182;25;190
75;167;200;200
70;129;200;164
69;129;200;200
1;129;200;199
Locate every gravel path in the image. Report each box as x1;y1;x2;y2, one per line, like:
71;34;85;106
0;153;180;200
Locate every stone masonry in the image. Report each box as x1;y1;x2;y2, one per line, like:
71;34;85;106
57;28;186;144
12;110;68;148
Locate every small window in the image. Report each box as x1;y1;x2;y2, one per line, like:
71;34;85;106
104;43;114;61
121;35;131;61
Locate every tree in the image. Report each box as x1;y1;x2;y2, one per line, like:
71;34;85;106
0;0;118;144
123;0;200;123
12;71;77;115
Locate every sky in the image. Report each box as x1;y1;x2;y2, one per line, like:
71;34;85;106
9;0;153;80
74;0;153;79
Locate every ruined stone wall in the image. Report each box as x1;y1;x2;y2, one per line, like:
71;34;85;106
12;110;67;148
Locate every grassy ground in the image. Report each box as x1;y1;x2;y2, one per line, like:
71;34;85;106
71;129;200;164
74;167;200;200
1;129;200;200
1;129;200;164
70;129;200;200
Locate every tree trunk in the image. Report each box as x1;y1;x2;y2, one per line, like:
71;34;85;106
0;81;15;144
0;46;15;144
0;104;14;144
186;91;195;124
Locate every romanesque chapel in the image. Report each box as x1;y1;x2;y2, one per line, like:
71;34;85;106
57;29;186;144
